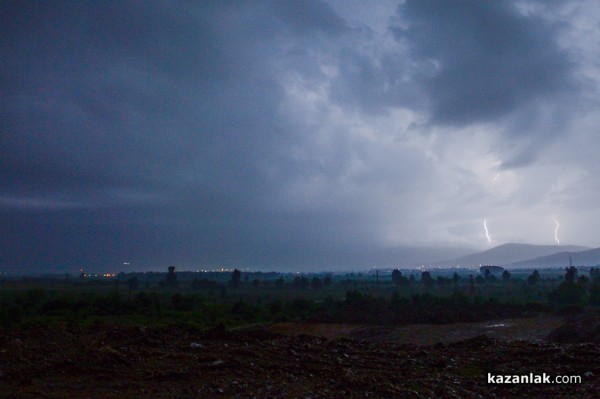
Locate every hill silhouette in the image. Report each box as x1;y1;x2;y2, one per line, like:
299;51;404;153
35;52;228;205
439;243;589;267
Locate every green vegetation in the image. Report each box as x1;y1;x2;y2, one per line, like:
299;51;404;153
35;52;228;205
1;266;599;329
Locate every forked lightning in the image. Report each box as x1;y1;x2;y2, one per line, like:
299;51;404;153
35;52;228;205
484;219;491;243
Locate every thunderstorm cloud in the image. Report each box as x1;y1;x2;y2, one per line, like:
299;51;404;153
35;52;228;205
2;0;600;272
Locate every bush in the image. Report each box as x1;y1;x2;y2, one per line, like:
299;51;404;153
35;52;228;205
590;285;600;306
288;298;314;319
548;282;588;306
230;299;257;321
92;291;126;315
134;291;161;312
170;293;196;311
41;296;78;315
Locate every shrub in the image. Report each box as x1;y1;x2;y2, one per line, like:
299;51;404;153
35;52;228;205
548;282;588;306
170;293;195;311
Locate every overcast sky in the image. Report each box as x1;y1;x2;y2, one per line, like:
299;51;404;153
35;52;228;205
2;0;600;273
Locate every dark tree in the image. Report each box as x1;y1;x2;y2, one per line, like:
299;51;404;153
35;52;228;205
293;276;309;289
300;276;310;289
590;267;600;284
577;275;589;285
274;277;284;288
452;272;459;287
436;276;450;286
323;275;333;286
165;266;178;287
501;270;511;283
565;266;578;283
392;269;402;286
421;271;434;288
527;270;541;285
231;269;242;288
252;279;260;287
475;275;485;285
484;269;492;281
311;277;322;290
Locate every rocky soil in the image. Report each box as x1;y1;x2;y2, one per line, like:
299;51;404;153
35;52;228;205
0;323;599;398
547;310;600;344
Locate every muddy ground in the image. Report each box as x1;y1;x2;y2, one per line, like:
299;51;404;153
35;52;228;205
1;318;598;398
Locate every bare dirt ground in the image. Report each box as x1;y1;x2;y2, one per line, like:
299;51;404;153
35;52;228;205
1;319;599;398
268;315;564;345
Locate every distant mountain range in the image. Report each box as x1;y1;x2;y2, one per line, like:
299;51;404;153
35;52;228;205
438;243;591;268
509;247;600;268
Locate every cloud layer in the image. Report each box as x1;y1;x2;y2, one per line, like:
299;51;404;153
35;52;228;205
2;0;600;272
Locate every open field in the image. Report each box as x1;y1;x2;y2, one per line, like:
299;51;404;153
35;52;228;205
1;269;599;397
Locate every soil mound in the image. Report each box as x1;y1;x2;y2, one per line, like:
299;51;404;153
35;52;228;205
548;309;600;343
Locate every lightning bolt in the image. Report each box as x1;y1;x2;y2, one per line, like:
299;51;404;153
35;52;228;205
483;219;491;243
553;218;560;245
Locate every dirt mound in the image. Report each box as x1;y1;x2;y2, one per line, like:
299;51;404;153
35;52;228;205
548;310;600;343
1;324;598;398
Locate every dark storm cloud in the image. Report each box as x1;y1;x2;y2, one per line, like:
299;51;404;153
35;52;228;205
1;0;349;196
1;0;375;272
330;47;418;114
394;0;575;125
2;0;287;201
271;0;348;35
3;1;598;272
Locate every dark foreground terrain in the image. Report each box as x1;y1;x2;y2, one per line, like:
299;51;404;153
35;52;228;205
1;321;599;399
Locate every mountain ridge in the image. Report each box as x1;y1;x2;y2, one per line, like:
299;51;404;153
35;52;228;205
438;243;590;267
509;247;600;268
